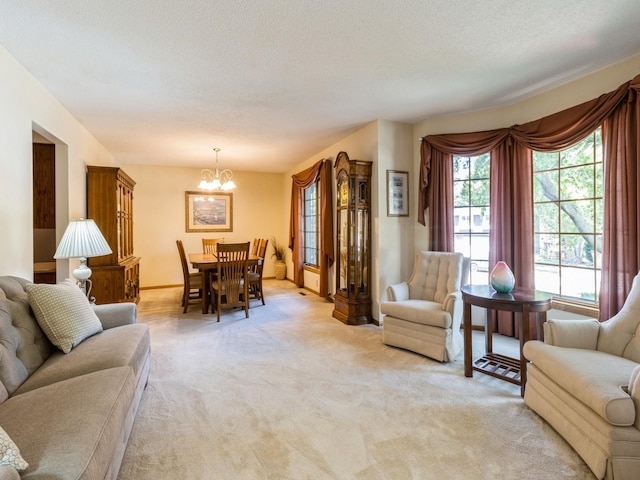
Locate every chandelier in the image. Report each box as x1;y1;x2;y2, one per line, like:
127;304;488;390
198;147;236;191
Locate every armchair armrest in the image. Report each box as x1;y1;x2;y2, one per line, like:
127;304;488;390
0;466;21;480
386;282;409;302
442;290;461;313
444;290;463;330
543;319;600;349
628;365;640;429
92;302;137;329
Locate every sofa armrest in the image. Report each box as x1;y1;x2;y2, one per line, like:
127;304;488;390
543;318;600;349
91;302;137;329
629;365;640;430
386;282;409;302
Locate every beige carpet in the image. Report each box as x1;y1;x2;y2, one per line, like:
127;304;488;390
117;280;595;480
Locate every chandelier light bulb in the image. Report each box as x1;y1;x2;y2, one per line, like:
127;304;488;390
198;147;236;191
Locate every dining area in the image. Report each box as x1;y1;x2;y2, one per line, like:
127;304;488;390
176;237;269;321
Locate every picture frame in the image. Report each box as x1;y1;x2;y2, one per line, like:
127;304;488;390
185;191;233;232
386;170;409;216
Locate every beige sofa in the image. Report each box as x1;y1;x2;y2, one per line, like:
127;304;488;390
523;273;640;480
0;276;150;480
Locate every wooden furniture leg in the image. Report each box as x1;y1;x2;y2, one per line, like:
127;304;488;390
464;301;473;377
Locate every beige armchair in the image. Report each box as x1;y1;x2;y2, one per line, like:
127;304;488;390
524;273;640;480
381;251;466;362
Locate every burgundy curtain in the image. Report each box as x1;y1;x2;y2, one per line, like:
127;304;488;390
600;77;640;319
489;141;535;337
288;159;334;298
419;72;640;330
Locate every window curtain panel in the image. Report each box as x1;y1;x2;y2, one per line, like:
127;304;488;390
419;72;640;330
288;159;334;298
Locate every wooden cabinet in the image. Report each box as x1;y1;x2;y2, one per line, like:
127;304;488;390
86;166;140;304
332;151;372;325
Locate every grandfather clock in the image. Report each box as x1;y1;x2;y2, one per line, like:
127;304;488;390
332;151;372;325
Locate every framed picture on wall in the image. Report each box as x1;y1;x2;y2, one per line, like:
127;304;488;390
386;170;409;216
185;191;233;232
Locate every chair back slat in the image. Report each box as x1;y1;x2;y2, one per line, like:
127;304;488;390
176;240;190;282
202;238;225;254
211;242;250;320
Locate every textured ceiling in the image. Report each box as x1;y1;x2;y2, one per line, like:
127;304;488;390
2;0;640;172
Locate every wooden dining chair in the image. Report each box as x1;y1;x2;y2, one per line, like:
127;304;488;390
176;240;204;313
210;242;250;322
249;238;268;305
202;237;225;254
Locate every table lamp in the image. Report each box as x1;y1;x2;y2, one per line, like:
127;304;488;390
54;218;112;300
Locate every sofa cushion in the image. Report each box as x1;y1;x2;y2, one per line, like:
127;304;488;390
13;323;149;396
524;340;638;426
26;280;103;354
0;277;53;401
0;427;27;471
381;299;451;328
0;367;136;480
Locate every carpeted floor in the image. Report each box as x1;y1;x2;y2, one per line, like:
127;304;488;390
117;280;595;480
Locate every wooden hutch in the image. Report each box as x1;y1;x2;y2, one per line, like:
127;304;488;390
86;166;140;304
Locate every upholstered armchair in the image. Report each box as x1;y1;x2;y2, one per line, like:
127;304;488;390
523;272;640;480
381;251;466;362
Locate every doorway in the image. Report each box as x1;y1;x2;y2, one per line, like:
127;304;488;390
33;136;56;283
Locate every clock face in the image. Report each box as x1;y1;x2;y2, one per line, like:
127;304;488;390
339;180;348;206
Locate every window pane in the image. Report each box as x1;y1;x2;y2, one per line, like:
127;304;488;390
560;234;595;268
454;181;469;207
533;171;558;203
595;162;604;197
303;181;319;266
470;179;490;206
534;203;559;233
560;138;593;167
559;165;595;200
469;234;489;260
561;266;597;301
535;264;560;295
533;151;558;171
453;157;470;180
469;154;490;179
535;234;559;265
560;200;594;233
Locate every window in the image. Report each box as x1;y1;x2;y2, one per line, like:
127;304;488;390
533;128;603;303
303;181;320;267
453;154;490;284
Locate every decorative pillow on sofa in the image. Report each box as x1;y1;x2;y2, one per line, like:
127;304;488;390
0;426;28;471
26;279;103;354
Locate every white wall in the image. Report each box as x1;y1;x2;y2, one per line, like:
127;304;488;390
0;45;117;280
124;164;284;288
375;120;414;314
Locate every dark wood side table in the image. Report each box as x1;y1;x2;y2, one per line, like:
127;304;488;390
461;284;552;397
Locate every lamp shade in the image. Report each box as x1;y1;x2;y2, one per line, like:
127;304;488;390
54;219;112;260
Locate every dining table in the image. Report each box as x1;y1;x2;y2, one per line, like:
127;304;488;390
189;252;262;314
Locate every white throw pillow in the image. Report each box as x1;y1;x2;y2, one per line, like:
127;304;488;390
0;426;28;471
26;279;103;354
